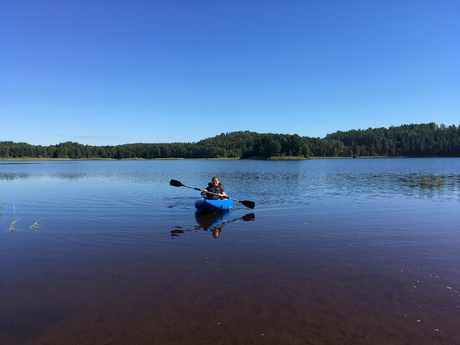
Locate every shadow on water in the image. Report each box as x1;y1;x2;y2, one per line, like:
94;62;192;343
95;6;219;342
170;211;255;239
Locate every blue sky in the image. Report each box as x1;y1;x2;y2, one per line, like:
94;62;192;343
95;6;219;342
1;0;459;146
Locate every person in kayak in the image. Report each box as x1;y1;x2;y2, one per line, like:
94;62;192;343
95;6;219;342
201;176;227;200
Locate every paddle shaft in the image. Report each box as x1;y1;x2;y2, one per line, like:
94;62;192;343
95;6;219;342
178;183;225;198
170;179;255;209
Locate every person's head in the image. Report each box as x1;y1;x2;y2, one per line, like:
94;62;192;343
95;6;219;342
212;225;223;239
211;176;220;187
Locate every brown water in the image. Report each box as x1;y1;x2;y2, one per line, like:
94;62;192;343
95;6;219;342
1;159;459;344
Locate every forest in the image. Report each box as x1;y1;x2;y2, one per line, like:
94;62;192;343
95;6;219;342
1;123;459;159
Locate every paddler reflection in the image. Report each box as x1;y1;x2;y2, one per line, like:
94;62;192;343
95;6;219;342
195;211;255;239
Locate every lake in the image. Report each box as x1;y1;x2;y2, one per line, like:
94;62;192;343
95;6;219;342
1;158;459;345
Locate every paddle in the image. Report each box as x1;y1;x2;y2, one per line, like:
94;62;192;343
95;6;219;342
170;179;255;209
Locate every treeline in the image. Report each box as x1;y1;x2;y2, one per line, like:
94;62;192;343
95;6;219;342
1;123;459;159
325;123;460;157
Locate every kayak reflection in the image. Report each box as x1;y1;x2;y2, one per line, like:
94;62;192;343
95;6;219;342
195;211;255;239
195;210;232;230
170;212;255;239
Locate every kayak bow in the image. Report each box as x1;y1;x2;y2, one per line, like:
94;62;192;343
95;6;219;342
195;196;233;212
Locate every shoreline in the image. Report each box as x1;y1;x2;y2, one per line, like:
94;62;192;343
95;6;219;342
0;155;448;162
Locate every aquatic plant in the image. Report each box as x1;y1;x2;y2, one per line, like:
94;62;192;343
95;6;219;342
30;219;41;230
435;173;444;189
8;203;20;232
402;172;459;194
419;172;444;190
9;218;20;232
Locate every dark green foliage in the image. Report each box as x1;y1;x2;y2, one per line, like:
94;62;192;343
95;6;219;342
326;122;460;157
1;123;459;159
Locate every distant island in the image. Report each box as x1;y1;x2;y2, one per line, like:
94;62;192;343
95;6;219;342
1;123;459;159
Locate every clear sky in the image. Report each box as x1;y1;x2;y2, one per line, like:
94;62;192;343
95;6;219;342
1;0;459;146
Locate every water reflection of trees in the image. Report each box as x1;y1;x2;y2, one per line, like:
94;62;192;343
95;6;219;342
337;173;460;198
0;172;90;181
0;173;32;180
51;173;87;181
250;171;459;206
0;171;159;182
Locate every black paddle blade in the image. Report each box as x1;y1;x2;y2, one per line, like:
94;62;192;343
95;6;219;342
170;179;202;191
240;200;255;209
242;213;255;221
170;179;183;187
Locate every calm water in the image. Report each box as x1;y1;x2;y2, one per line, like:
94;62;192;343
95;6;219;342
1;158;459;345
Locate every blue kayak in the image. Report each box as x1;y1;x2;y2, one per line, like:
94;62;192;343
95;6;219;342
195;196;233;212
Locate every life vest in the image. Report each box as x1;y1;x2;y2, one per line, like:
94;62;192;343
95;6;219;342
206;182;224;199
